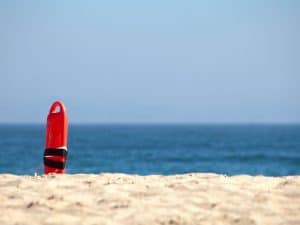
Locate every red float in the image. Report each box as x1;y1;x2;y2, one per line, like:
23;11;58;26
44;101;68;174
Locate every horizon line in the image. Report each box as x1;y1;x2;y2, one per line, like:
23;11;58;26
0;122;300;126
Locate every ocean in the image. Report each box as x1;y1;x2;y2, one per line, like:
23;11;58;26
0;124;299;176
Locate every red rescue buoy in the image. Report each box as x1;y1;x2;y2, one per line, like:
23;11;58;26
44;101;68;174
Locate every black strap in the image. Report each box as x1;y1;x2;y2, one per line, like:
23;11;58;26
44;148;68;157
44;157;66;169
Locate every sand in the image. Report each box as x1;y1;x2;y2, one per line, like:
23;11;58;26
0;173;299;225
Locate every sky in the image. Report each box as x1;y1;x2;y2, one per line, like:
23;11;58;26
0;1;299;124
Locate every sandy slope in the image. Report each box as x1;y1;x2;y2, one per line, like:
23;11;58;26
0;173;299;225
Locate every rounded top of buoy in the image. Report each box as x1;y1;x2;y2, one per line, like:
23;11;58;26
46;101;68;149
49;101;67;115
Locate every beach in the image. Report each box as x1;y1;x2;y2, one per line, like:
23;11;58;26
0;173;299;225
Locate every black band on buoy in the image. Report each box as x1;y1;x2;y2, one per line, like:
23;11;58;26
43;158;66;170
44;148;68;157
43;148;68;170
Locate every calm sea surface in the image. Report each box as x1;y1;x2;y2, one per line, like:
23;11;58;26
0;124;299;176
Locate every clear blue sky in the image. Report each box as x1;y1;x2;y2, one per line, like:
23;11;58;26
0;1;299;123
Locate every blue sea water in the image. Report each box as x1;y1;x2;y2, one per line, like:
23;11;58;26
0;124;299;176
